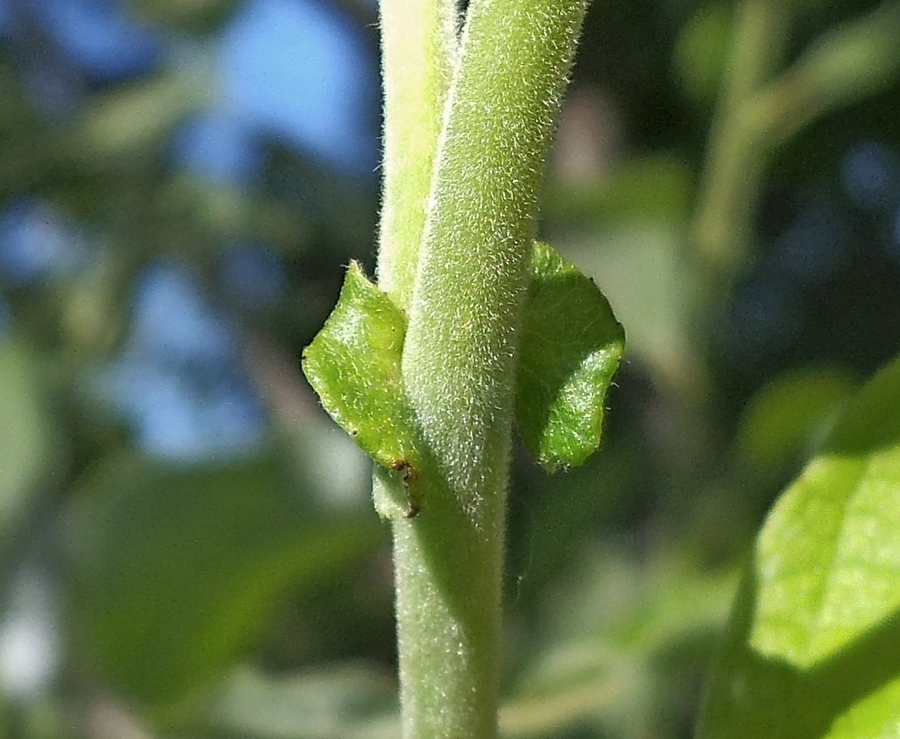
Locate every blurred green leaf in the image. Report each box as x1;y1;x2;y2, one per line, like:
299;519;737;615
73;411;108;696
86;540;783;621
501;641;648;739
212;664;398;739
516;241;624;471
506;531;734;739
734;365;856;476
132;0;239;34
673;3;731;104
699;352;900;738
547;155;694;225
0;341;55;539
501;561;731;739
301;262;422;474
68;452;380;707
69;72;208;162
562;223;694;383
162;175;306;248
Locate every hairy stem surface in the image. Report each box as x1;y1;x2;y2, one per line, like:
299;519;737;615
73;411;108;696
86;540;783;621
382;0;590;735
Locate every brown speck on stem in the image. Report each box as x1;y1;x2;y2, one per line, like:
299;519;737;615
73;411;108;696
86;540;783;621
389;459;420;517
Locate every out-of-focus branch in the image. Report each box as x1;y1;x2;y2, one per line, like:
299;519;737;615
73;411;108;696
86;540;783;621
692;0;900;284
691;0;789;279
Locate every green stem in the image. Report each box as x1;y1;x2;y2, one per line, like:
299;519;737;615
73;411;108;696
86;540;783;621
377;0;457;308
384;0;589;735
691;0;789;279
748;0;900;147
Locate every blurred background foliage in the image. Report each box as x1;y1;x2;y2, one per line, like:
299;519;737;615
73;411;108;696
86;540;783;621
0;0;898;737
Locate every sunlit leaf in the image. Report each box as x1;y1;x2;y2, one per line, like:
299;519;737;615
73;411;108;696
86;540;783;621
305;250;624;479
752;356;900;667
516;241;624;471
823;675;900;739
301;262;422;474
699;352;900;738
